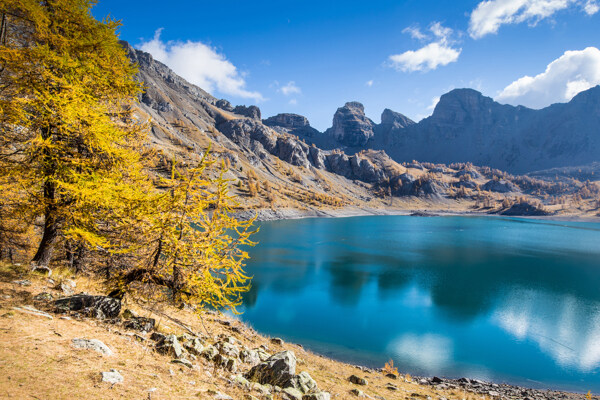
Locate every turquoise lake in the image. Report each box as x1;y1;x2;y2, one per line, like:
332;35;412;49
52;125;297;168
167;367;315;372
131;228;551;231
237;216;600;393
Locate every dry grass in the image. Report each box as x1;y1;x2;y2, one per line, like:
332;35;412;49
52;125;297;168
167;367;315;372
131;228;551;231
0;264;494;400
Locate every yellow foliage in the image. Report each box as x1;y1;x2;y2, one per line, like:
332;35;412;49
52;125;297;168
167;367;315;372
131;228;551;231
382;359;399;377
113;154;258;313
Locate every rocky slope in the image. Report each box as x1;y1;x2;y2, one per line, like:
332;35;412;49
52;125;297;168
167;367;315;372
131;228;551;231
121;41;599;218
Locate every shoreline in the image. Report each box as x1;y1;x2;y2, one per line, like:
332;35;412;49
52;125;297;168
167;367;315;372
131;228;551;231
234;205;600;223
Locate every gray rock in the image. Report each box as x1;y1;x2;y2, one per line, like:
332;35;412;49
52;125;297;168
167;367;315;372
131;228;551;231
270;337;284;345
171;358;193;368
217;341;240;358
202;345;218;361
246;350;296;387
101;369;123;384
55;280;76;295
349;375;367;385
302;393;331;400
287;371;318;394
256;348;272;362
240;349;261;366
350;388;366;397
124;316;155;332
282;387;303;400
72;338;113;356
232;374;250;387
54;294;121;318
156;334;184;359
33;292;54;301
12;280;31;286
182;337;205;356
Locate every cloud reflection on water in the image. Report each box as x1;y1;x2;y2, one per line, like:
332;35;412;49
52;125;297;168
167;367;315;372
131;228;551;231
493;288;600;372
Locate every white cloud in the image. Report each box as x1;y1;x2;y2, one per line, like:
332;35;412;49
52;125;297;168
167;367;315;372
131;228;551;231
366;80;374;87
469;0;598;39
138;29;263;102
288;99;298;105
584;0;600;14
497;47;600;108
279;81;301;96
389;22;461;72
402;26;428;40
427;96;441;111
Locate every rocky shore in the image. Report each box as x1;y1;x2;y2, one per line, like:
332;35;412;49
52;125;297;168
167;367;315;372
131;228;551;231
0;264;595;400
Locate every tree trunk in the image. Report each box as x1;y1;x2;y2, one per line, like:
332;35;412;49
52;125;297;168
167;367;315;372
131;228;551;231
31;180;59;268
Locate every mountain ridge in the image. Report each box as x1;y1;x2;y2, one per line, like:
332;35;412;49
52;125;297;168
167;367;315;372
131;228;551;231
265;86;600;174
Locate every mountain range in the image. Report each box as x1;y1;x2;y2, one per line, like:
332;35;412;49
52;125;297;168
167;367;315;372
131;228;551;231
121;40;600;216
269;87;600;174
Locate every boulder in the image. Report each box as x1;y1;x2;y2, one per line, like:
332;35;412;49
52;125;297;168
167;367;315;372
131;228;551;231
33;292;54;302
270;337;284;345
155;334;184;359
349;375;367;385
202;345;218;361
246;351;297;388
182;337;205;356
240;349;261;366
54;294;121;319
287;371;318;394
217;340;240;358
72;338;113;356
124;316;155;332
101;369;123;384
282;387;303;400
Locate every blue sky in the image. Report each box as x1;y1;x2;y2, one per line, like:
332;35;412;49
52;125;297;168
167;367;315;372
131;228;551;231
93;0;600;130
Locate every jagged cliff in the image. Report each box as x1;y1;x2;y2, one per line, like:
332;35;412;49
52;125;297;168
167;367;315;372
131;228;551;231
295;87;600;174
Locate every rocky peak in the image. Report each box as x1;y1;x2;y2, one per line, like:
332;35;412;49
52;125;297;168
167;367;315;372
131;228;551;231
263;113;311;129
326;101;375;147
567;85;600;108
428;89;499;125
233;105;261;120
216;99;234;112
380;108;415;128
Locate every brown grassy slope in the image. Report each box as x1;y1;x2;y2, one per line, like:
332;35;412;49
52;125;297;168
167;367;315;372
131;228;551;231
0;263;495;400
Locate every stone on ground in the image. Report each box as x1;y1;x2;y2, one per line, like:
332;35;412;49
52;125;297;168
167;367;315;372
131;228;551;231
72;338;113;356
101;369;123;384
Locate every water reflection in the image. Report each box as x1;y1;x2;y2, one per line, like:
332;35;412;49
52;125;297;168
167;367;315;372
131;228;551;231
493;288;600;372
238;216;600;391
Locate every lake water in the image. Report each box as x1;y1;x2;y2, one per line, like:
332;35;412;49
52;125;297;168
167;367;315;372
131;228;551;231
237;215;600;393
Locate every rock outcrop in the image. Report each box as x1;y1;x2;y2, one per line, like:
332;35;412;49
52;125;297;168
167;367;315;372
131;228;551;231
233;105;261;120
374;86;600;173
55;294;121;319
325;102;375;147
